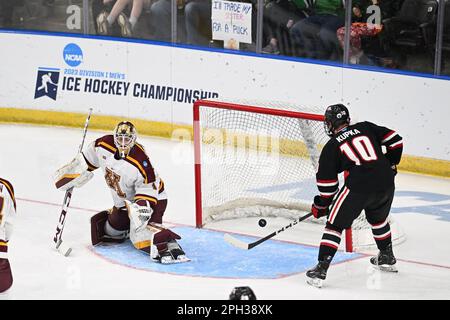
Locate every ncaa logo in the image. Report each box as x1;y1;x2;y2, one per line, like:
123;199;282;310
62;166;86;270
63;43;83;67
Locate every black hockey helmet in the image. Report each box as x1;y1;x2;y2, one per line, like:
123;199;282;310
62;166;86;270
229;286;257;300
324;104;350;137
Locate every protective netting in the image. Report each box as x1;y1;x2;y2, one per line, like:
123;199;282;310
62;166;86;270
195;99;405;252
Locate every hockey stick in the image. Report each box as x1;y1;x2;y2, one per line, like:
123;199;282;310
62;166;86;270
53;108;93;256
224;212;313;250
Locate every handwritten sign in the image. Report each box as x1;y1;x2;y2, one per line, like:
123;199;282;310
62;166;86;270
211;0;252;45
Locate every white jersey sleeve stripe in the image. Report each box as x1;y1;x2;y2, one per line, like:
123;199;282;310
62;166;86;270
317;181;339;187
389;140;403;148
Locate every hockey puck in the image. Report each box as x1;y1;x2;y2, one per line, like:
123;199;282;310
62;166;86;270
258;219;267;227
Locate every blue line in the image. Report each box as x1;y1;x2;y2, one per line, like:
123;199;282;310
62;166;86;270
38;67;60;71
2;28;450;81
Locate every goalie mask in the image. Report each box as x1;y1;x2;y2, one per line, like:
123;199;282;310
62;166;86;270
114;121;137;158
324;104;350;137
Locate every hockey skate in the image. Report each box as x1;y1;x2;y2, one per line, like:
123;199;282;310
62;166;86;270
156;240;190;264
370;244;398;273
306;257;331;288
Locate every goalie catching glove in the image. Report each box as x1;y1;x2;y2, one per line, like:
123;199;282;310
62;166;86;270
54;153;93;191
311;195;331;219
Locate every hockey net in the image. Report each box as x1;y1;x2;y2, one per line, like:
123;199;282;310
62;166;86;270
193;99;405;252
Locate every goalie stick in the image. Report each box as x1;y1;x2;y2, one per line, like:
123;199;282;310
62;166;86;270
224;212;313;250
53;108;93;256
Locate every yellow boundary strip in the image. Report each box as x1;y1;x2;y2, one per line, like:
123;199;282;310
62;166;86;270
0;108;192;139
0;108;449;178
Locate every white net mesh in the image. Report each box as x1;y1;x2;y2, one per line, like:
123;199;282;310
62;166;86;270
195;98;405;252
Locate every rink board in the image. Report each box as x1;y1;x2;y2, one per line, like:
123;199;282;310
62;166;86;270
91;226;361;279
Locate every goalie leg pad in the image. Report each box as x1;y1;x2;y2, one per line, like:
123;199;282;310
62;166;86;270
91;211;108;246
158;240;190;264
151;226;181;246
0;259;12;294
129;224;182;256
0;244;12;293
90;210;129;246
147;226;189;264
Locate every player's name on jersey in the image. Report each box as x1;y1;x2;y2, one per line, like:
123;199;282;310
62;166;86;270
335;128;361;142
62;76;131;96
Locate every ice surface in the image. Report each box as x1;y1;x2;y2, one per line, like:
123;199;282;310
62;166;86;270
1;124;449;299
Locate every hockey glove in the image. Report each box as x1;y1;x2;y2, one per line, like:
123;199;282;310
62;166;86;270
125;200;153;232
54;153;93;190
311;195;330;219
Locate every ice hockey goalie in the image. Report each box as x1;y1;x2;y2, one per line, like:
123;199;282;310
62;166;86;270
54;121;189;264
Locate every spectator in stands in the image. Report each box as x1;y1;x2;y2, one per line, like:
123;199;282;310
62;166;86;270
262;0;313;55
337;0;382;64
149;0;257;48
183;0;257;48
97;0;144;36
336;0;393;64
92;0;107;34
0;0;24;28
148;0;174;42
184;0;212;46
290;0;345;60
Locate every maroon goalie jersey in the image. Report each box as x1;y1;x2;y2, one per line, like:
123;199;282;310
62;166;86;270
316;121;403;200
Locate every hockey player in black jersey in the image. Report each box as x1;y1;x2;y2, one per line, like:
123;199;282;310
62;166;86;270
306;104;403;288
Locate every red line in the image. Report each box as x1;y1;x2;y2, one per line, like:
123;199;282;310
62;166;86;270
396;258;450;270
16;197;99;212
